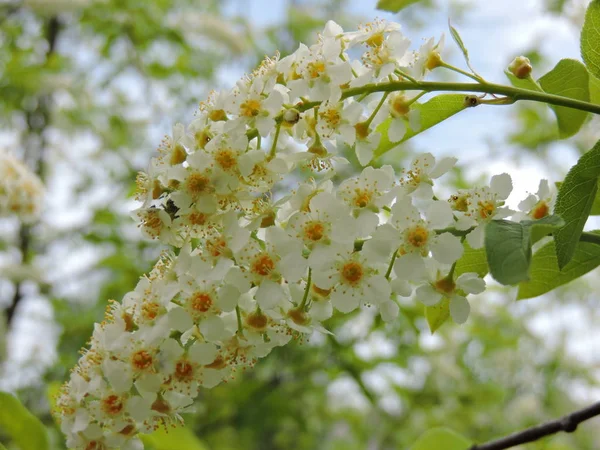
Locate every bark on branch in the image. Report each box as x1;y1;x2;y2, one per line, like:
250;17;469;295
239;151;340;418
470;401;600;450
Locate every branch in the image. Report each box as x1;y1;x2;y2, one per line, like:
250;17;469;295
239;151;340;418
6;16;61;326
470;401;600;450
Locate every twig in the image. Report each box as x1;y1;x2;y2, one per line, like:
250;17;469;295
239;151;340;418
6;16;61;326
470;401;600;450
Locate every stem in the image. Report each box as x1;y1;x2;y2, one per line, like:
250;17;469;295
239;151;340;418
363;92;389;128
235;306;244;336
293;81;600;117
470;401;600;450
299;268;312;309
580;232;600;246
385;250;398;280
269;122;281;160
439;61;484;83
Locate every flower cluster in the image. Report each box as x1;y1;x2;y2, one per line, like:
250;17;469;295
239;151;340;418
56;20;553;449
0;149;44;223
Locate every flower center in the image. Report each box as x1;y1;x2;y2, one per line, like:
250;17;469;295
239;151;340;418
175;360;194;381
101;394;124;416
240;99;261;117
131;350;153;371
304;221;325;242
141;301;160;321
186;172;212;196
434;278;456;295
320;108;341;128
245;311;268;332
207;237;227;257
478;201;495;220
287;307;311;326
340;261;364;286
215;149;237;171
365;32;385;48
391;95;410;116
170;144;187;165
191;292;213;313
531;201;549;220
307;61;326;78
353;188;372;208
188;212;208;226
407;225;429;248
251;254;276;277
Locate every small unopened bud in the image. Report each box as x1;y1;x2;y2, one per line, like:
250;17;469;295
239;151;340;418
508;56;532;79
282;108;300;126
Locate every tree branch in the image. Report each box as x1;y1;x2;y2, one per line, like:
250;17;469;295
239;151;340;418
6;15;61;326
470;401;600;450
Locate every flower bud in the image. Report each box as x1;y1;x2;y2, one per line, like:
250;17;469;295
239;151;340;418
508;56;532;79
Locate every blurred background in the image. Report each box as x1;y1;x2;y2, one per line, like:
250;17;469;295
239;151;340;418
1;0;599;448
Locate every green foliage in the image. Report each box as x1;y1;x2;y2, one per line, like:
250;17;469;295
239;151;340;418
376;0;422;12
485;216;564;285
0;392;49;450
140;425;208;450
411;428;471;450
374;94;467;158
554;140;600;268
538;59;590;138
448;22;472;70
424;298;450;334
517;233;600;299
581;0;600;79
455;241;488;278
591;74;600;105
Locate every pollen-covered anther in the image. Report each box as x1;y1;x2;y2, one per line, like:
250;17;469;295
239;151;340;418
307;60;326;78
185;172;212;196
101;394;124;416
188;212;209;226
353;188;372;208
320;107;341;128
240;99;261;117
478;200;495;219
141;301;160;321
174;359;194;381
131;350;154;371
190;292;213;313
251;254;276;276
215;149;237;171
303;221;325;241
340;261;364;286
407;225;429;248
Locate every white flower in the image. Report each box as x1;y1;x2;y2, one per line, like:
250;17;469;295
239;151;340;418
515;179;553;221
415;271;485;324
308;243;390;313
455;173;514;249
399;152;457;198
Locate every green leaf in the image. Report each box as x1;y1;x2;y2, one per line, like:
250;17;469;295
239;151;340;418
538;59;590;138
454;241;488;278
140;425;207;450
517;234;600;299
590;74;600;105
424;298;450;334
554;140;600;268
374;94;466;158
581;0;600;79
557;180;600;215
411;427;472;450
376;0;421;12
485;216;564;285
448;21;472;70
0;391;49;450
485;220;532;285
